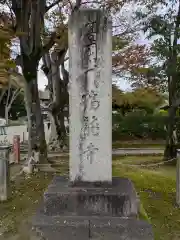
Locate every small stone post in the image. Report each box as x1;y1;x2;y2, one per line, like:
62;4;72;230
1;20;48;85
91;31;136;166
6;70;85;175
176;149;180;206
13;135;20;163
0;145;11;201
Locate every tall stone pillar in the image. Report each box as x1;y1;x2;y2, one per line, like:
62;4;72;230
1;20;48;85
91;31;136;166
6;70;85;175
69;9;112;182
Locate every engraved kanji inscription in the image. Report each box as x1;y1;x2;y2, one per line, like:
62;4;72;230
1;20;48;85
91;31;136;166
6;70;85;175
81;143;99;164
94;71;101;88
84;21;97;34
89;90;100;110
90;116;100;136
80;91;100;110
80;116;100;140
82;20;97;68
80;116;89;140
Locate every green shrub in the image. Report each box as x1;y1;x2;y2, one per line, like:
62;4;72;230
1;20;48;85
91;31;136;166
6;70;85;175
112;112;168;140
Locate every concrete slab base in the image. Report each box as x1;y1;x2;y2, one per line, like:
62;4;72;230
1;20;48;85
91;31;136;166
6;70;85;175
32;176;154;239
32;214;153;240
43;176;139;218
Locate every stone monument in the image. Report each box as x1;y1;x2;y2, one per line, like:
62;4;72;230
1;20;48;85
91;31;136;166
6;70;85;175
32;9;154;240
69;9;112;182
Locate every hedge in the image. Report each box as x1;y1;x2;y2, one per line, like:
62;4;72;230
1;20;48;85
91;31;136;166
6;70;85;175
112;113;168;140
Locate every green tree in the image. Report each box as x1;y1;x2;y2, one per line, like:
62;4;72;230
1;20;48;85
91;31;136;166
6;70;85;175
112;84;165;115
0;12;15;85
133;0;180;160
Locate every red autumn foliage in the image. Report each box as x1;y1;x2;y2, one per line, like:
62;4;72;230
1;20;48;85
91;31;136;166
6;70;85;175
112;44;151;76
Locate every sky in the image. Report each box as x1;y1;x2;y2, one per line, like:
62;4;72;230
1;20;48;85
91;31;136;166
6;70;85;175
37;69;132;91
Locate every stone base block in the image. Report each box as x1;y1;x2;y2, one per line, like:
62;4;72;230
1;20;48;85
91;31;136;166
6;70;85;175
90;217;153;239
32;176;154;239
32;214;89;240
43;176;139;218
32;214;154;240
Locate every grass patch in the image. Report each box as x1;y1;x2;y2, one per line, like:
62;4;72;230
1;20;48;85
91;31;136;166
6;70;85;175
113;155;179;240
113;155;176;179
152;165;176;179
0;172;54;238
112;140;165;149
112;155;163;165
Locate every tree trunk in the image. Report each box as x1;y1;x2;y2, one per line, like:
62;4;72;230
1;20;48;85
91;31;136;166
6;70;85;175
164;105;177;163
177;108;180;148
48;110;69;151
164;1;180;163
23;69;48;171
48;113;56;142
48;112;61;151
5;81;11;125
42;50;69;151
48;102;68;152
5;106;9;125
11;0;57;174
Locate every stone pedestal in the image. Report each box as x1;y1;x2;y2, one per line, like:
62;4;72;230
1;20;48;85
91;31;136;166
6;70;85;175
32;176;154;239
43;176;138;217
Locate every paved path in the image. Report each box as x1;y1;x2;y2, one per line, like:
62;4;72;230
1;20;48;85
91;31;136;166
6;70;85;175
47;148;164;158
19;146;165;156
112;148;164;155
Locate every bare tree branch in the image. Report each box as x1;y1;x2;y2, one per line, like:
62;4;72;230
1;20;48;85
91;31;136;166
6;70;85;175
73;0;82;11
113;24;144;37
42;32;57;55
64;56;69;62
42;48;67;81
6;0;16;28
45;0;63;12
67;0;73;10
68;0;83;12
6;80;11;109
15;55;22;67
61;62;69;85
8;88;21;107
0;88;6;104
5;87;21;123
